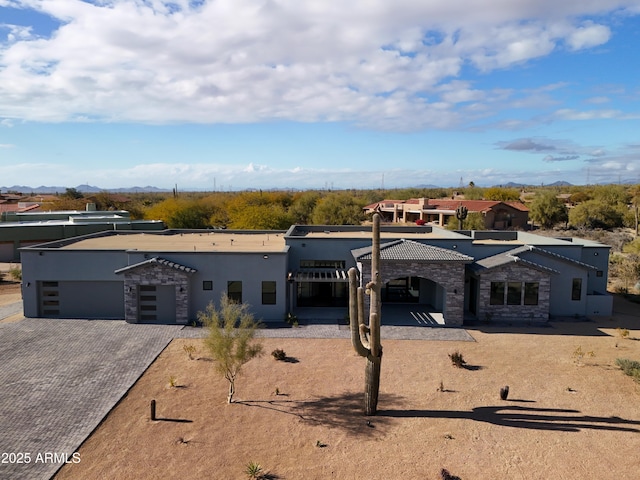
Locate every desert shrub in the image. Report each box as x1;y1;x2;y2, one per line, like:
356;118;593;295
572;346;595;364
183;344;197;360
616;358;640;383
448;351;466;368
168;375;177;388
616;327;630;339
245;461;263;479
271;349;287;361
285;312;298;327
8;266;21;281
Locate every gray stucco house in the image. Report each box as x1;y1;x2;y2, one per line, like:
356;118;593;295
20;224;612;325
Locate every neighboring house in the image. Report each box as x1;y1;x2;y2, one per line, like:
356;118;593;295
0;208;164;262
20;224;612;326
364;198;529;229
0;192;41;215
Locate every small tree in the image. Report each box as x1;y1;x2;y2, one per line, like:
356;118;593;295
199;294;263;403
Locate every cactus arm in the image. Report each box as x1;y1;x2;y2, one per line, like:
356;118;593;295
348;267;369;357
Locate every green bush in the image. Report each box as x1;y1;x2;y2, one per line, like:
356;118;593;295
616;358;640;383
245;461;263;479
8;267;21;281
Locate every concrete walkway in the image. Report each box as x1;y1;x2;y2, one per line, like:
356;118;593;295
0;318;182;480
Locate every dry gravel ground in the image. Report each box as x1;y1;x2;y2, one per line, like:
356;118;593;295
53;297;640;480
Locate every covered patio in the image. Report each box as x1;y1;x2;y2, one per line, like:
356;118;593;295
351;239;473;326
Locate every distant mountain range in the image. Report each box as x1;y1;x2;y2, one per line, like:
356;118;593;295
498;181;573;188
1;184;171;194
2;180;576;194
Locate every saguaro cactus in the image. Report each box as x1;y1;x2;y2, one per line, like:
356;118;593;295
456;204;468;230
348;213;382;415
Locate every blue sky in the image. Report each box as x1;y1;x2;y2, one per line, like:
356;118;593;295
1;0;639;191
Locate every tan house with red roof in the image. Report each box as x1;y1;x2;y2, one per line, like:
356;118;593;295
364;198;529;230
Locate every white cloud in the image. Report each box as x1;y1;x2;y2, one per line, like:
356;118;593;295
0;0;635;130
585;96;611;104
554;108;640;120
566;22;611;50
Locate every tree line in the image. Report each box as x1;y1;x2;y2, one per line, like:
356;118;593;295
45;183;640;233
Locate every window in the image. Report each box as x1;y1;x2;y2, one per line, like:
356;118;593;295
524;282;539;305
490;282;505;305
572;278;582;301
507;282;522;305
596;270;603;278
262;281;276;305
203;281;213;291
228;281;242;303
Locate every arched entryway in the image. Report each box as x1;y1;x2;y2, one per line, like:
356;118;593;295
353;239;474;326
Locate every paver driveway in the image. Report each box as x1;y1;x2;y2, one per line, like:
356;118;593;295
0;317;182;480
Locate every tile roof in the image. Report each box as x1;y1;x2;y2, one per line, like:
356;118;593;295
522;245;598;270
353;239;473;262
363;198;529;212
469;244;596;275
469;250;559;275
114;257;198;275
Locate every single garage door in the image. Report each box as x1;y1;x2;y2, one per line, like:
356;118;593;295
39;281;125;319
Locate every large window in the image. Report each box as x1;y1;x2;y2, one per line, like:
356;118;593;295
524;282;539;305
491;280;540;306
262;281;276;305
490;282;505;305
572;278;582;301
507;282;522;305
227;281;242;303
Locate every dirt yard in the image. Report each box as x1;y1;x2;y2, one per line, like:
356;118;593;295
53;297;640;480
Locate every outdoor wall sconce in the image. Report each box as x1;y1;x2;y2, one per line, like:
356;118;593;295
263;255;269;259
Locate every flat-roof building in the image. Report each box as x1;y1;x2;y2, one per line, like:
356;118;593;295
0;209;164;261
20;224;612;325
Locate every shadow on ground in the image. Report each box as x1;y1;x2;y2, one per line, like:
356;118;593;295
378;404;640;433
240;391;404;437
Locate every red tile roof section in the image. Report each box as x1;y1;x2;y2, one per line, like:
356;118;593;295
364;198;529;212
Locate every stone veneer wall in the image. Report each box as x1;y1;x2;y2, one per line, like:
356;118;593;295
122;264;190;324
475;263;550;322
359;260;467;326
